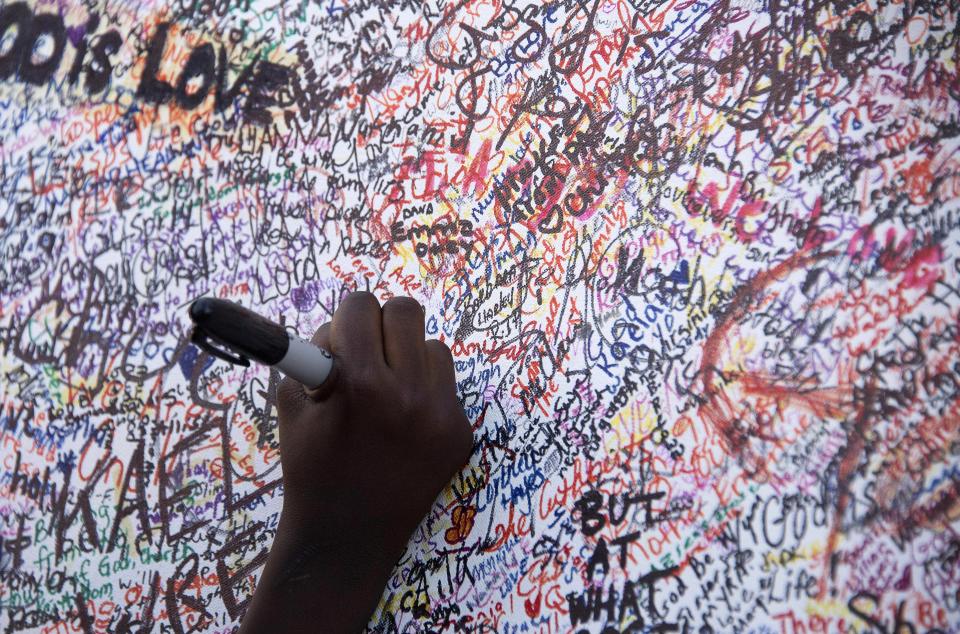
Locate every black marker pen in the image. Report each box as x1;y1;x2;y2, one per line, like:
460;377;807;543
188;298;334;389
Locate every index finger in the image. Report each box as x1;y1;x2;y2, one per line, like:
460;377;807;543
330;291;385;371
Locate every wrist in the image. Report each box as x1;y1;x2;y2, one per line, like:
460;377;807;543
239;510;401;634
269;511;400;588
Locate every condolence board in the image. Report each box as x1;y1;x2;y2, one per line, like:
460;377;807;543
1;0;959;631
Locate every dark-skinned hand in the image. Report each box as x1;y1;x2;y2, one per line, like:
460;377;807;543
239;292;473;633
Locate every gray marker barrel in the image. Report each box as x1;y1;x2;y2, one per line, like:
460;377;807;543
279;335;334;389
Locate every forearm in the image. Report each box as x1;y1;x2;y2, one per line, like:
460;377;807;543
239;514;399;634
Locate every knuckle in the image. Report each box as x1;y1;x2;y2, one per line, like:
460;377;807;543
397;393;420;419
346;367;387;399
393;381;426;416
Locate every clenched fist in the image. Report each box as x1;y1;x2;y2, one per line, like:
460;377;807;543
240;292;473;634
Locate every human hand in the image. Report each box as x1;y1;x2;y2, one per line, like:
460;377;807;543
239;292;473;633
